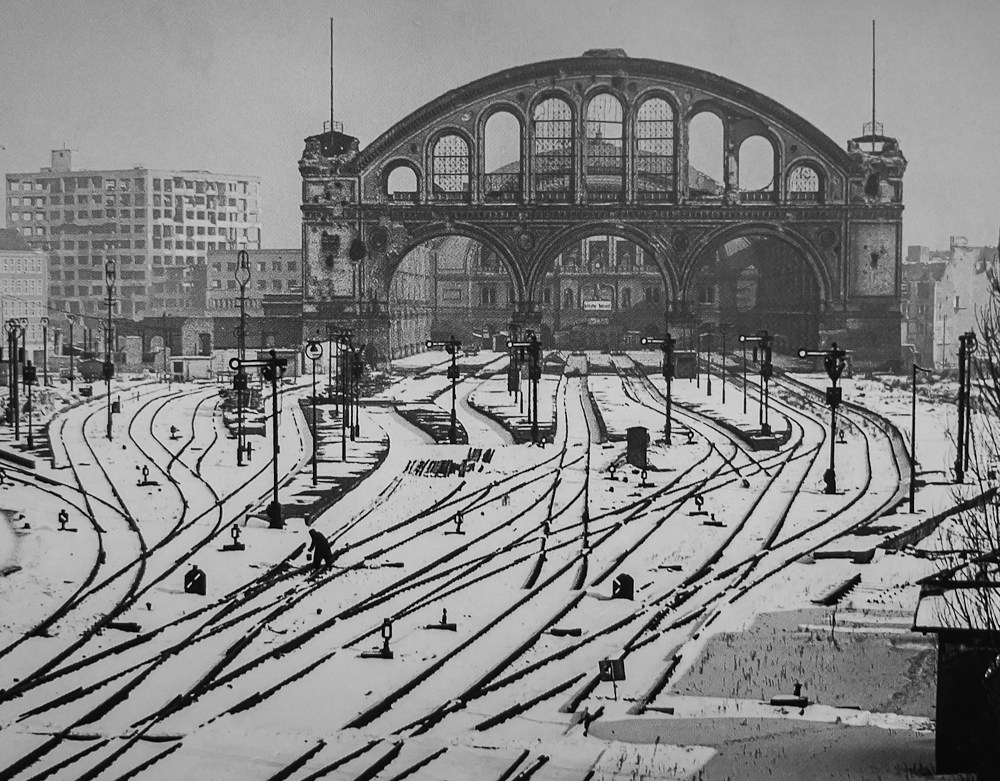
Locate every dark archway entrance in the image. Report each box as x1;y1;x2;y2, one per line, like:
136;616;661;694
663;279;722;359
685;236;820;353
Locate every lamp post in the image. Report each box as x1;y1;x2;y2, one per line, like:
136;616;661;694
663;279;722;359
5;319;24;440
910;363;933;513
305;340;324;484
718;323;733;404
641;332;675;444
798;342;847;494
66;315;76;393
161;312;170;386
426;337;463;444
955;331;978;483
336;333;353;461
741;338;748;414
235;249;251;466
23;360;36;448
40;316;48;387
104;255;117;441
698;331;713;396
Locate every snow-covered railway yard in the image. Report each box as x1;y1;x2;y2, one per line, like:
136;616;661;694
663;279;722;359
0;352;956;779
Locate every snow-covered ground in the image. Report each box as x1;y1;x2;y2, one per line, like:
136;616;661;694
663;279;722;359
0;357;964;779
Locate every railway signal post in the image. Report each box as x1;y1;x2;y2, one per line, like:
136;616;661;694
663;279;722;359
230;350;288;528
641;333;675;444
67;314;76;393
739;330;774;434
697;330;713;396
5;319;24;440
509;331;542;444
798;342;848;495
23;360;36;449
426;337;462;444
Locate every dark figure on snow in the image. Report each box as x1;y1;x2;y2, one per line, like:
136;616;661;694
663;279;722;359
308;529;335;571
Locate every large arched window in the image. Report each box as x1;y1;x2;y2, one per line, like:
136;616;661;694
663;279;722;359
483;111;522;202
635;97;676;201
532;97;573;202
688;112;724;198
585;94;624;201
787;164;822;202
431;134;470;201
738;136;776;202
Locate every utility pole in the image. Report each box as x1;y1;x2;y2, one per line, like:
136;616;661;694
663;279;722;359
955;331;978;483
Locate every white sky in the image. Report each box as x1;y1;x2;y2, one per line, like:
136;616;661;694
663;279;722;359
1;0;998;251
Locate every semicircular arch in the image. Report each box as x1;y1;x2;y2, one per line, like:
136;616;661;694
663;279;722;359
528;222;679;303
391;221;525;300
681;222;831;306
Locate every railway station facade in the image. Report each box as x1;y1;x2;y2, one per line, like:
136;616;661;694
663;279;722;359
299;49;907;368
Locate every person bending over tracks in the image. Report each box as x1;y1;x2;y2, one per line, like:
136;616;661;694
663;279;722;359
307;529;336;572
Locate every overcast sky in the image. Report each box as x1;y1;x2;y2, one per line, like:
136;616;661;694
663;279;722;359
2;0;997;251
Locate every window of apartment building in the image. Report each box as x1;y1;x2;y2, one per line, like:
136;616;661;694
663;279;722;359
227;280;236;289
480;286;497;305
287;261;297;273
257;280;266;291
105;179;116;191
153;179;161;191
271;280;282;291
119;180;130;191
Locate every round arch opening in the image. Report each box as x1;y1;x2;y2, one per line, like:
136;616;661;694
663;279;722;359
683;235;820;354
536;233;671;350
388;235;521;357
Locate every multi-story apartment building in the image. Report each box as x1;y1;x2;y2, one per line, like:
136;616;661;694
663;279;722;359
206;248;302;315
904;238;998;369
0;228;48;359
5;150;261;321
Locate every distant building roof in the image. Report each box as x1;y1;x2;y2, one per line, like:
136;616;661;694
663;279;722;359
0;228;35;252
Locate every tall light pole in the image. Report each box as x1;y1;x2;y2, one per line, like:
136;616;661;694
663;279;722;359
426;337;462;444
698;331;713;396
910;362;933;513
718;323;733;404
104;254;117;441
798;342;847;494
305;340;324;484
641;332;675;444
235;249;251;466
66;314;76;393
5;319;24;440
40;316;49;387
336;332;353;461
741;338;748;414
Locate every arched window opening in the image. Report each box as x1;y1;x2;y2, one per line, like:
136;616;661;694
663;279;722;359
484;111;522;202
738;136;776;202
788;164;822;202
635;97;676;202
585;94;624;201
386;165;418;202
532;98;573;203
621;287;632;308
431;134;470;201
563;288;575;308
688;112;724;199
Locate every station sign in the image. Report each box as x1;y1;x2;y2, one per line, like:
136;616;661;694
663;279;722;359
587;317;610;326
583;300;613;311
